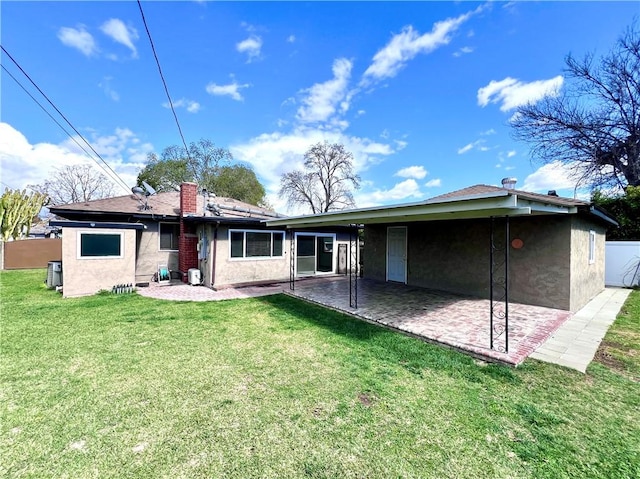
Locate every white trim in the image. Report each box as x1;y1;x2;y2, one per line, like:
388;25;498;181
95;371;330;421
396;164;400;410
77;230;124;259
589;230;596;264
228;228;286;260
386;226;407;284
158;221;180;252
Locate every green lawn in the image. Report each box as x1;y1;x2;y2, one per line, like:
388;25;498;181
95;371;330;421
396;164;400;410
1;269;639;479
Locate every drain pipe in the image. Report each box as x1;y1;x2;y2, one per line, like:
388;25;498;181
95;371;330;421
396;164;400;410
211;221;219;287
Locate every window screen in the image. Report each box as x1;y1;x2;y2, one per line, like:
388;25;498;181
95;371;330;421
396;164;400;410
160;223;180;250
80;233;121;257
272;232;284;257
230;231;244;258
246;232;271;257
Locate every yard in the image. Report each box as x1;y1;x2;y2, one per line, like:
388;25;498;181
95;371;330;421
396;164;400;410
1;269;639;479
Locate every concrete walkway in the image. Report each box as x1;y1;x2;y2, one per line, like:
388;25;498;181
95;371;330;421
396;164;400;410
530;288;632;373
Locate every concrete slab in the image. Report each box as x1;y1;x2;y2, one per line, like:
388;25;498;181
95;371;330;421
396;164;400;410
530;287;632;372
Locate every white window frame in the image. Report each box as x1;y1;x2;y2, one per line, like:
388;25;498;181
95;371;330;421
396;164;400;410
293;232;337;277
77;230;124;260
159;222;180;251
228;229;285;260
589;230;596;264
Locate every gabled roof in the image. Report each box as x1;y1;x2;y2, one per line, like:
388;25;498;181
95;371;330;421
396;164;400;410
49;191;281;221
266;184;617;229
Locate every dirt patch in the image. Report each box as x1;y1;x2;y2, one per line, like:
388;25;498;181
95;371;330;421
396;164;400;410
357;393;373;407
594;343;627;371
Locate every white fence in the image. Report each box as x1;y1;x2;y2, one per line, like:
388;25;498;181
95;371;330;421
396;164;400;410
605;241;640;287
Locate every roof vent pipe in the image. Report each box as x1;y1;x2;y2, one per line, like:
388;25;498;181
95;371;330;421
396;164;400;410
501;177;517;189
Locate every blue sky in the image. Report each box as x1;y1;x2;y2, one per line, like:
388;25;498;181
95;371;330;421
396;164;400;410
1;1;637;213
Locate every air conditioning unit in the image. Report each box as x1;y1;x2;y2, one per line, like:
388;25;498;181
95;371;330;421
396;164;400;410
46;261;63;289
188;268;201;286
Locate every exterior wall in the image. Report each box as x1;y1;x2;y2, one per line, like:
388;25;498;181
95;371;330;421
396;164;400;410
2;238;62;269
570;217;606;311
61;227;136;298
363;225;388;281
364;216;574;310
210;224;290;289
134;221;179;284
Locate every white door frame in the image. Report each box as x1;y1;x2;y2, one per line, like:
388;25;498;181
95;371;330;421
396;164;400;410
293;232;337;277
386;226;407;284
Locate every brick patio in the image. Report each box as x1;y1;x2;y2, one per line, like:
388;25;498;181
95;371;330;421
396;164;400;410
136;276;573;366
286;276;573;366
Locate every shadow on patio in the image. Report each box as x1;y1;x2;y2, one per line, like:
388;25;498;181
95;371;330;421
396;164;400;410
282;276;572;366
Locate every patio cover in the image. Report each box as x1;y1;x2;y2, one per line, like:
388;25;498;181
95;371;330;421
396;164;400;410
265;185;617;228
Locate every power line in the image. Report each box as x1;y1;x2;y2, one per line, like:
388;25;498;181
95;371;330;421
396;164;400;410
137;0;192;160
0;45;132;193
1;64;130;192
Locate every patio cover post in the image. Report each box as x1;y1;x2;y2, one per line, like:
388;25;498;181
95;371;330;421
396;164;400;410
489;216;510;352
349;225;358;308
289;229;295;291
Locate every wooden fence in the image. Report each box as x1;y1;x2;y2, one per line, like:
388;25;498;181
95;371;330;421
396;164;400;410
1;238;62;270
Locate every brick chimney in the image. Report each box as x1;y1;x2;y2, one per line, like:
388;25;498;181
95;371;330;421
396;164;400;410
179;182;199;282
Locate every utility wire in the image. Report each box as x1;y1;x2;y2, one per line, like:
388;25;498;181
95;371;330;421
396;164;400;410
137;0;192;160
0;45;132;193
1;64;130;192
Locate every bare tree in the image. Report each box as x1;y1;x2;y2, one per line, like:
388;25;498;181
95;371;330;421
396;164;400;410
280;141;360;213
511;24;640;188
29;164;116;206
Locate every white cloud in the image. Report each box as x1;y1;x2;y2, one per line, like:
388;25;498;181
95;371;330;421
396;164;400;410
395;165;427;179
425;179;441;188
236;35;262;62
0;123;152;195
453;46;474;57
477;75;563;111
206;81;250;101
481;128;496;136
361;5;484;84
355;179;423;208
522;161;580;192
98;77;119;101
163;98;201;113
58;25;98;57
507;150;516;158
287;35;296;43
296;58;353;124
458;138;491;154
230;127;397;214
100;19;139;58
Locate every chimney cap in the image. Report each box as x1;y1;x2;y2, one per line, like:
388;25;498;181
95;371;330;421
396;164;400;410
501;177;517;189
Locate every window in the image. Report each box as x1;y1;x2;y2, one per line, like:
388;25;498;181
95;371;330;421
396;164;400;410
160;223;180;251
589;230;596;264
78;232;123;258
229;230;285;259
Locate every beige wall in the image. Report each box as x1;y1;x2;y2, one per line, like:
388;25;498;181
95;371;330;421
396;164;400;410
134;221;179;283
364;215;587;310
201;224;290;289
61;227;136;298
569;217;606;311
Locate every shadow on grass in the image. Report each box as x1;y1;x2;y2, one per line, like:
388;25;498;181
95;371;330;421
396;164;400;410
257;294;520;385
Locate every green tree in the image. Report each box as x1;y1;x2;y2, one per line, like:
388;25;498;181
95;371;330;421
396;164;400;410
511;24;640;189
0;188;49;240
137;138;266;205
213;165;267;207
279;141;360;214
592;186;640;240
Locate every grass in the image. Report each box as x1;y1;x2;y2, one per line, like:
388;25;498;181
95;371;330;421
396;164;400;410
1;269;639;478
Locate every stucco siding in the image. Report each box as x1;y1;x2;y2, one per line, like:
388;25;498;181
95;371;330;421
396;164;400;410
569;217;606;311
134;221;179;283
364;217;575;310
61;227;136;298
363;225;388;281
210;225;290;288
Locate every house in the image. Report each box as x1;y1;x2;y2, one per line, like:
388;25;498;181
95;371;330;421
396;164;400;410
49;182;351;297
266;181;618;312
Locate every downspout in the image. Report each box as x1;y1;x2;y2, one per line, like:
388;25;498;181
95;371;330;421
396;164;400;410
211;221;219;287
